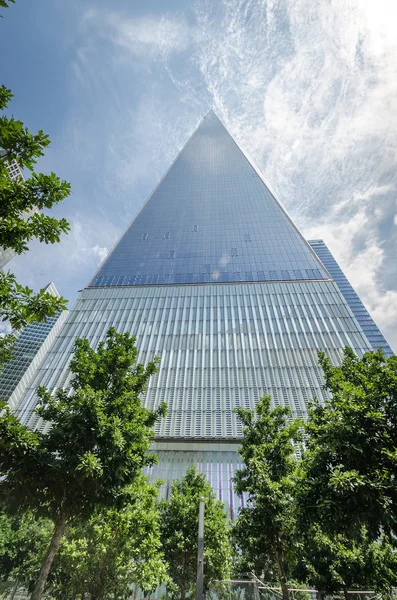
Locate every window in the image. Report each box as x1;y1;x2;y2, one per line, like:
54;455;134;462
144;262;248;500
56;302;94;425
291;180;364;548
192;225;198;232
164;232;170;239
140;233;148;240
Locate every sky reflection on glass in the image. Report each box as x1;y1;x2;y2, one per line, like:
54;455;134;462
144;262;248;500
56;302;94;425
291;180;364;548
90;112;328;288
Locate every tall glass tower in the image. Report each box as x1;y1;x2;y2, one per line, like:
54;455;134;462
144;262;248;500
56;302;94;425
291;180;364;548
308;239;393;357
11;112;374;515
0;282;68;416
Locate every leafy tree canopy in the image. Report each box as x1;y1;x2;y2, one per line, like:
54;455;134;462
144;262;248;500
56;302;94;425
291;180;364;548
0;479;168;600
0;271;66;331
298;348;397;540
160;466;231;600
0;0;15;13
233;396;303;600
0;327;166;600
0;511;51;595
294;525;397;599
0;82;70;263
49;474;167;600
0;83;70;368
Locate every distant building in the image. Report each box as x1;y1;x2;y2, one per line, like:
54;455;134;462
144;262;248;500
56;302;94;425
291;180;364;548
0;245;17;269
309;239;393;357
0;159;26;269
5;159;24;181
0;282;68;417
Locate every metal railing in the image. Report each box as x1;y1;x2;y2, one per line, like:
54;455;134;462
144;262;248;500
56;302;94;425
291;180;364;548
205;577;394;600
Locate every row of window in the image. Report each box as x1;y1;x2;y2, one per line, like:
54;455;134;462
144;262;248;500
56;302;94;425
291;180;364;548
139;228;257;240
92;268;327;287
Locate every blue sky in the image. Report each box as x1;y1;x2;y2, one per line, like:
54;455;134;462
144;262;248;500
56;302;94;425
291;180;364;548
1;0;397;350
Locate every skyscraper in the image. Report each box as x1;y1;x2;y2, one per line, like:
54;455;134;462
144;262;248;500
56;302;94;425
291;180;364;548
0;159;25;269
11;112;374;514
308;239;393;357
5;159;24;181
0;282;68;418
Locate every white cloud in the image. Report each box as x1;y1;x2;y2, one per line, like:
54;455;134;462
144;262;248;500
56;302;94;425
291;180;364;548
80;245;108;264
304;184;397;350
82;9;190;60
188;0;397;351
0;322;12;336
61;219;112;271
13;0;397;352
110;14;189;58
10;215;119;304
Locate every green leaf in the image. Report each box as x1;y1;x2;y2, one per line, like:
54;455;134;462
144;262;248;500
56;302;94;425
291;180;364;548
160;466;231;598
0;328;166;596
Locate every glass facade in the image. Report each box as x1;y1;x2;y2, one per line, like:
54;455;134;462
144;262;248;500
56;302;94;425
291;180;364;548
90;112;328;288
0;283;68;409
150;441;248;522
0;246;16;270
5;159;24;181
309;239;393;357
0;318;59;401
10;113;379;517
18;281;370;436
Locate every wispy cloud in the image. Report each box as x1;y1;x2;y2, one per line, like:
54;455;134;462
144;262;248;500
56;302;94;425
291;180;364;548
9;0;397;350
305;185;397;341
10;215;119;304
105;13;190;59
188;0;397;350
81;8;190;62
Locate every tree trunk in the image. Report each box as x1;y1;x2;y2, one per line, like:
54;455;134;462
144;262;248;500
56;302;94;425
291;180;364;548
342;586;349;600
275;546;289;600
180;548;186;600
180;582;186;600
91;552;107;600
31;512;67;600
9;580;19;600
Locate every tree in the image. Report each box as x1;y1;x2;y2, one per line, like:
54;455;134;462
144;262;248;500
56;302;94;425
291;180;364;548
298;348;397;541
160;466;231;600
0;512;51;596
0;327;166;600
233;396;303;600
0;85;70;255
0;83;70;367
0;479;167;599
295;526;397;600
0;0;15;13
0;271;67;330
49;474;167;600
